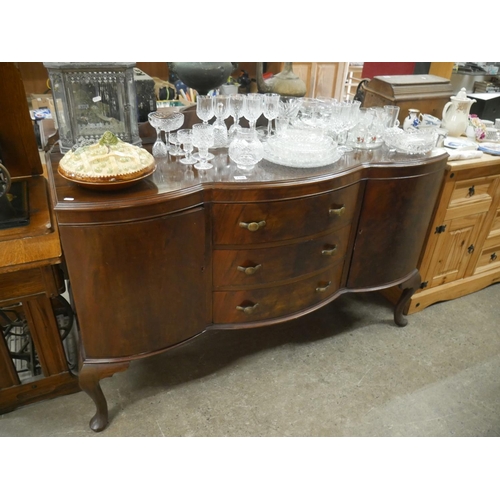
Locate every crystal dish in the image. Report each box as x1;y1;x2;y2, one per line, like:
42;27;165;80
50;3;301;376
383;127;438;155
263;129;342;168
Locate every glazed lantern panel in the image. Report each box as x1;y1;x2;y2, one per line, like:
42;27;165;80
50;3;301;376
44;62;141;153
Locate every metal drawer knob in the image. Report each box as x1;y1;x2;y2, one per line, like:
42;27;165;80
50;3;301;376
491;253;497;261
236;303;259;314
321;246;338;256
315;281;332;293
239;220;266;232
237;264;262;275
329;205;346;217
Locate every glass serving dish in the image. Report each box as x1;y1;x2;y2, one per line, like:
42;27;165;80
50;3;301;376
263;128;342;168
383;127;438;155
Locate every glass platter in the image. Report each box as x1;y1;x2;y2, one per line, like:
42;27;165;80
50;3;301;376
58;166;156;191
263;129;343;168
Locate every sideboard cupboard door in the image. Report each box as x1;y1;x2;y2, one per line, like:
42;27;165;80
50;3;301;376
58;208;209;359
347;165;446;289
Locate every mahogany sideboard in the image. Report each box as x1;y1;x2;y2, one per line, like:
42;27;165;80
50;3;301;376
46;110;449;431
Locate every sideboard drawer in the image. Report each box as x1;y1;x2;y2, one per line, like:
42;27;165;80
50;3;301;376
474;241;500;275
445;176;500;220
213;224;351;288
213;263;343;324
212;183;359;245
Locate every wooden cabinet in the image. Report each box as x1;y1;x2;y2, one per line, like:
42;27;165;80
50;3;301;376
404;154;500;314
0;63;80;414
290;63;349;100
46;106;448;431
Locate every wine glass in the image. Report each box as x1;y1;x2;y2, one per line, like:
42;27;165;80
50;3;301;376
168;132;184;156
196;95;215;125
148;111;168;157
243;94;263;130
213;95;231;148
338;99;361;152
278;96;302;128
262;93;280;139
192;123;214;170
228;94;246;138
177;129;196;165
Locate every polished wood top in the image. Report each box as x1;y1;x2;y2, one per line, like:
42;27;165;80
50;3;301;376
0;175;61;273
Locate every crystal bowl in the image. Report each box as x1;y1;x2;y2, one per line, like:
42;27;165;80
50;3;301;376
383;127;438;155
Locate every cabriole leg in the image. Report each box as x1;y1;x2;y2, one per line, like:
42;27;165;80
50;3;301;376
394;270;421;327
79;361;129;432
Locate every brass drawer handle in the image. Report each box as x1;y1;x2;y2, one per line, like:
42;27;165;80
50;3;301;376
239;220;266;232
321;246;338;256
329;206;346;217
315;281;332;293
491;253;497;261
236;303;259;315
237;264;262;275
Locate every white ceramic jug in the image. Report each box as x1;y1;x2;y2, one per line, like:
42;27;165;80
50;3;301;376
442;88;476;137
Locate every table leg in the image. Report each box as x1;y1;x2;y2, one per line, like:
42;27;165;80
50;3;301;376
394;269;421;327
79;361;129;432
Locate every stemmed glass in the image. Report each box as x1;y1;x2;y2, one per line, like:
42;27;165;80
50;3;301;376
262;93;280;139
196;95;215;125
243;94;263;130
177;129;196;165
340;99;361;151
192;123;214;170
159;112;185;155
148;111;169;157
228;94;246;139
278;96;302;128
213;95;231;148
169;132;184;156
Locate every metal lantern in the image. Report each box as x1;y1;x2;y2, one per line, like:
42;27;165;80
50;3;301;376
44;62;141;153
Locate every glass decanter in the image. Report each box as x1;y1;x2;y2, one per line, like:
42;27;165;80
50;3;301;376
213;95;230;148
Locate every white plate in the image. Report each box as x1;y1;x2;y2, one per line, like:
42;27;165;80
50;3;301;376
444;137;478;150
478;142;500;155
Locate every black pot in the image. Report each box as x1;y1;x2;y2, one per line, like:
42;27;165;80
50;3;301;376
168;62;238;95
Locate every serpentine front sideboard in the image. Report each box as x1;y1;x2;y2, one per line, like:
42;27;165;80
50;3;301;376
46;112;449;432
